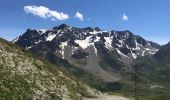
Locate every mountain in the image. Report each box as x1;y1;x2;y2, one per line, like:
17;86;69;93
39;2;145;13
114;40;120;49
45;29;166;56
132;42;170;82
13;24;160;83
13;24;160;62
0;38;99;99
154;42;170;63
129;42;170;100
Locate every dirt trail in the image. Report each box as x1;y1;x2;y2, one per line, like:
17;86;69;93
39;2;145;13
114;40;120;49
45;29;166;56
83;94;133;100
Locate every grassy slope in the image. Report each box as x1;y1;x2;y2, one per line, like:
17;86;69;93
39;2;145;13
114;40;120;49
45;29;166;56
0;38;99;100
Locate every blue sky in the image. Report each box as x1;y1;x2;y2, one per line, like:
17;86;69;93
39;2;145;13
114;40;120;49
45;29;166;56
0;0;170;44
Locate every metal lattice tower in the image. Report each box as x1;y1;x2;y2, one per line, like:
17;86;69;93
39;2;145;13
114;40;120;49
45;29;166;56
135;65;139;100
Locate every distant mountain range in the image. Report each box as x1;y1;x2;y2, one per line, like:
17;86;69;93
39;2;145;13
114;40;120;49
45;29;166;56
14;24;160;81
12;24;170;99
14;24;160;61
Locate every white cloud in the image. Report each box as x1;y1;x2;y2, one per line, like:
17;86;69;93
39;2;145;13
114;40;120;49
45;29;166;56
24;5;69;21
122;13;128;21
74;12;84;21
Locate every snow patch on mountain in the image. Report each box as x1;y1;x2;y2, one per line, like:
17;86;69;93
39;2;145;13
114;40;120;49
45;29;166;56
75;36;99;55
93;45;98;56
38;29;48;34
104;37;113;49
89;30;99;35
35;40;42;44
75;36;92;49
46;34;56;41
60;41;68;59
12;37;19;43
26;46;33;50
131;52;137;59
71;47;78;54
148;49;159;54
132;40;141;50
116;49;128;58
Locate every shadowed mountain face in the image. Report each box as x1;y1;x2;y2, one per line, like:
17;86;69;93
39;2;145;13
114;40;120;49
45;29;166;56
0;38;99;99
13;24;160;82
154;42;170;63
134;41;170;78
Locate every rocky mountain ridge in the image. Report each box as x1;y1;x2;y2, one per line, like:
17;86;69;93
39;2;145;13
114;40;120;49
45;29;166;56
13;24;160;82
14;24;160;62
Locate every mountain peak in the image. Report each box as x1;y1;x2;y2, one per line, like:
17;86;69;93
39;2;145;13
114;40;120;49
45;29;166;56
59;23;70;27
53;24;71;30
94;27;101;31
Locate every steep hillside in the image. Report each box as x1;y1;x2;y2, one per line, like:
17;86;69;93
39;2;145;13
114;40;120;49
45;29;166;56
0;38;99;100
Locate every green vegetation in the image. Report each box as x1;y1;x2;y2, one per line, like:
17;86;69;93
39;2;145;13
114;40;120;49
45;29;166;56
118;56;170;100
0;38;98;99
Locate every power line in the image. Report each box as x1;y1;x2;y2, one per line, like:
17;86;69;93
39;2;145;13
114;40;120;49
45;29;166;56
94;0;112;29
67;0;77;12
101;0;117;29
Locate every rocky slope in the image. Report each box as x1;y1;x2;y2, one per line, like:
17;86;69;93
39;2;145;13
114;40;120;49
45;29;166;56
0;38;99;100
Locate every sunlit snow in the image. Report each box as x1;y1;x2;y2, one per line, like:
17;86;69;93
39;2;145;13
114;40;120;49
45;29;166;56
104;37;112;49
60;41;68;59
46;34;56;41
